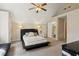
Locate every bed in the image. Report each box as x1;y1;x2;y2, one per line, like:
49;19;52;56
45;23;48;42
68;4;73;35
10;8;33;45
0;43;11;56
21;29;49;50
62;41;79;56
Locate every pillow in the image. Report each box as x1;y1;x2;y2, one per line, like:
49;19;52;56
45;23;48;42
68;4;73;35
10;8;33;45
23;35;27;40
0;48;6;56
25;33;29;36
28;32;34;37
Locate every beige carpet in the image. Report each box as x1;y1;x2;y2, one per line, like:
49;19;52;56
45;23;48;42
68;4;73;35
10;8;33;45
7;39;64;56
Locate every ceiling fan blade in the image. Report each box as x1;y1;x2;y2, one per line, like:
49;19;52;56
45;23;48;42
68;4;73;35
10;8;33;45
28;8;34;10
41;8;47;11
31;3;37;7
41;3;47;6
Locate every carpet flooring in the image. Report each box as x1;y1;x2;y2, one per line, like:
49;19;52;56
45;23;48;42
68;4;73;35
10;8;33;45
7;39;64;56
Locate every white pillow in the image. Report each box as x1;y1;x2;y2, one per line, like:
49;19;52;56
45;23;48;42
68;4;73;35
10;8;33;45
28;32;34;37
23;35;27;40
0;48;6;56
25;33;29;36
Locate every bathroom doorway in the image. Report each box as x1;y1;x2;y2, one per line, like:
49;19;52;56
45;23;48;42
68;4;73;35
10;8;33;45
57;16;67;42
48;22;57;40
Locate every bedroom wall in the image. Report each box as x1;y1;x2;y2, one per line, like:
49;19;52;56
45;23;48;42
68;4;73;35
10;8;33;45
11;21;47;41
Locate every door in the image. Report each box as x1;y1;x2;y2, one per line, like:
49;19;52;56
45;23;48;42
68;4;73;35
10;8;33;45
57;16;67;42
0;11;10;43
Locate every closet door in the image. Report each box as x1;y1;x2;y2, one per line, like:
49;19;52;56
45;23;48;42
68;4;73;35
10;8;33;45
67;9;79;43
0;11;10;43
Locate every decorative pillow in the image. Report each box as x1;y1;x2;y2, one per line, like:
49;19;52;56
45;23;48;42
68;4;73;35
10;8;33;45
28;32;34;37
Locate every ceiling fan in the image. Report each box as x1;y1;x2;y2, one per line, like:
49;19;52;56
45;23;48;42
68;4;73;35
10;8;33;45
29;3;47;13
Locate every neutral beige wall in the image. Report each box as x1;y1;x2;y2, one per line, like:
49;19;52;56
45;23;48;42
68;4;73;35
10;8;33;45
11;21;18;41
11;22;47;41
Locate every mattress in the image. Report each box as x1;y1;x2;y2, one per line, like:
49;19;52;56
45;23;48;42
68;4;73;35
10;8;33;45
23;35;48;46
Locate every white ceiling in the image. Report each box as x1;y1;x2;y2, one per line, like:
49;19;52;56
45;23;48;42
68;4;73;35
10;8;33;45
0;3;79;24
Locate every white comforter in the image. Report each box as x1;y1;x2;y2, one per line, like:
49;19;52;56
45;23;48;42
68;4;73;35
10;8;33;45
23;35;48;46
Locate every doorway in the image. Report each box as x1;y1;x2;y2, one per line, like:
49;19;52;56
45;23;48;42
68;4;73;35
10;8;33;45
52;23;56;39
57;16;67;42
48;22;57;39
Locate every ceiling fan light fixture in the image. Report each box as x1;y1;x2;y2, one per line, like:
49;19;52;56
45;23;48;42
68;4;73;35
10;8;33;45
29;3;47;13
36;8;42;11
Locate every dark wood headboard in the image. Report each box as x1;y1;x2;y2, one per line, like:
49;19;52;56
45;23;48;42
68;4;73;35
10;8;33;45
20;29;39;41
